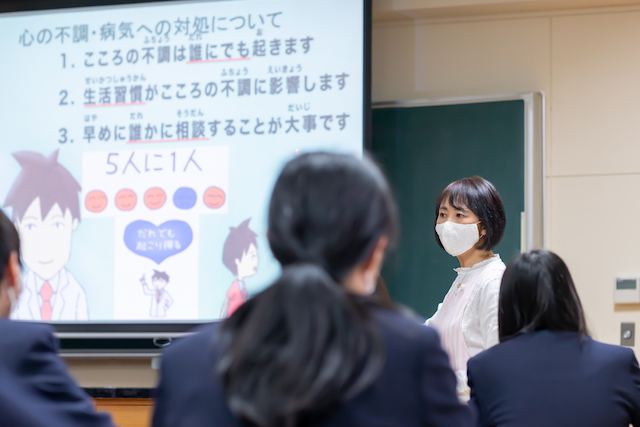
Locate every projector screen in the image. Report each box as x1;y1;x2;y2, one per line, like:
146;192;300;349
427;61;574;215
0;0;367;326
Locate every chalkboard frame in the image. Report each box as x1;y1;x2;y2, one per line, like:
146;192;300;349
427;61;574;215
372;92;545;251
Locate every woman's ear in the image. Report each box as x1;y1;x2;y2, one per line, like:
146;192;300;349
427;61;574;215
478;222;487;238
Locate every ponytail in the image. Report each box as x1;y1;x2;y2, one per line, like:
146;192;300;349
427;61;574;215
218;263;384;427
217;152;398;427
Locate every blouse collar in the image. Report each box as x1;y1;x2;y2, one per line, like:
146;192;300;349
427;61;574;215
454;254;501;274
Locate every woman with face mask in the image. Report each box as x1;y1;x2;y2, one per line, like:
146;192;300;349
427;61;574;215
153;153;474;427
426;176;507;400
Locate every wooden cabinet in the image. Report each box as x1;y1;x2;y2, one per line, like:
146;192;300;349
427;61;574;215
95;398;153;427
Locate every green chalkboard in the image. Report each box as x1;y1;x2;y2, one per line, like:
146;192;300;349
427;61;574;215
371;100;525;318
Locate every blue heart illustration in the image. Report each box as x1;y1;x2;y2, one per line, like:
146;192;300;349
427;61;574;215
124;220;193;264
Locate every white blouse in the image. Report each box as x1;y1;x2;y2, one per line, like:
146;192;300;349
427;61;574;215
425;254;506;396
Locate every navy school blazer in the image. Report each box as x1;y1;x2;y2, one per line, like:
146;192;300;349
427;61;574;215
0;319;114;427
468;330;640;427
153;307;475;427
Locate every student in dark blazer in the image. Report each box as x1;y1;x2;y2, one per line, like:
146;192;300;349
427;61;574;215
153;153;474;427
467;250;640;427
0;363;110;427
0;209;114;427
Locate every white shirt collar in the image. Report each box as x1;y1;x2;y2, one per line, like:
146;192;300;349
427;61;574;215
32;269;62;294
454;254;501;275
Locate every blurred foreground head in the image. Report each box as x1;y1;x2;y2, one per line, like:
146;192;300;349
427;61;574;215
220;152;398;427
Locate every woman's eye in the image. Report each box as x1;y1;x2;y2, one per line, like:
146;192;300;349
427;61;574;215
25;224;36;230
53;222;64;229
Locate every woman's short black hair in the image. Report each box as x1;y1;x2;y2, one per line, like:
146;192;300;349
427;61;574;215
498;250;589;342
434;176;506;251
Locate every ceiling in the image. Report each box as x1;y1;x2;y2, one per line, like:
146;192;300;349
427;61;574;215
373;0;640;22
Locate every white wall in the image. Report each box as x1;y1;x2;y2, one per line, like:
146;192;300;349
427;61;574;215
372;6;640;349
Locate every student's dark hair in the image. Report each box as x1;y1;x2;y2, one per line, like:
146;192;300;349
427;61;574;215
152;270;169;282
222;218;258;275
218;152;398;427
434;176;505;251
499;250;588;342
0;209;21;283
3;150;82;222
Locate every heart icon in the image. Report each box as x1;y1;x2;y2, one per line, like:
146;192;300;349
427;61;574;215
124;220;193;264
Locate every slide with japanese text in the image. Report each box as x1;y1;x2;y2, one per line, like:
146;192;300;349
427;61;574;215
0;0;364;323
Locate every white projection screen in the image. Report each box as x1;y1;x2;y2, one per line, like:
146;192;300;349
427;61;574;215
0;0;370;340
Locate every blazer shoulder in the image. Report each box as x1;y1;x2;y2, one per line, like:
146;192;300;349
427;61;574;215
588;338;636;364
467;346;490;372
374;308;442;351
163;323;220;362
0;320;54;346
0;320;56;365
467;333;518;371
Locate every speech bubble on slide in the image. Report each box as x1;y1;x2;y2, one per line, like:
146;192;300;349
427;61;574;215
124;220;193;264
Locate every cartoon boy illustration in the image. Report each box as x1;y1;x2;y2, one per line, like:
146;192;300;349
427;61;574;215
220;218;258;318
4;150;88;321
140;270;174;317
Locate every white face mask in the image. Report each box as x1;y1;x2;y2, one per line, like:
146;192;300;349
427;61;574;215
435;221;481;257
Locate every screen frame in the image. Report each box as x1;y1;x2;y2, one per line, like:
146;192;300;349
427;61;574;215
0;0;373;348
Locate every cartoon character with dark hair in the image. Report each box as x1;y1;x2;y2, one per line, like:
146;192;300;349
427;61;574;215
3;150;88;321
220;218;258;318
140;270;174;317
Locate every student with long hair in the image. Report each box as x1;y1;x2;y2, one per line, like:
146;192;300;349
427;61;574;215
468;250;640;427
426;176;507;398
153;153;473;427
